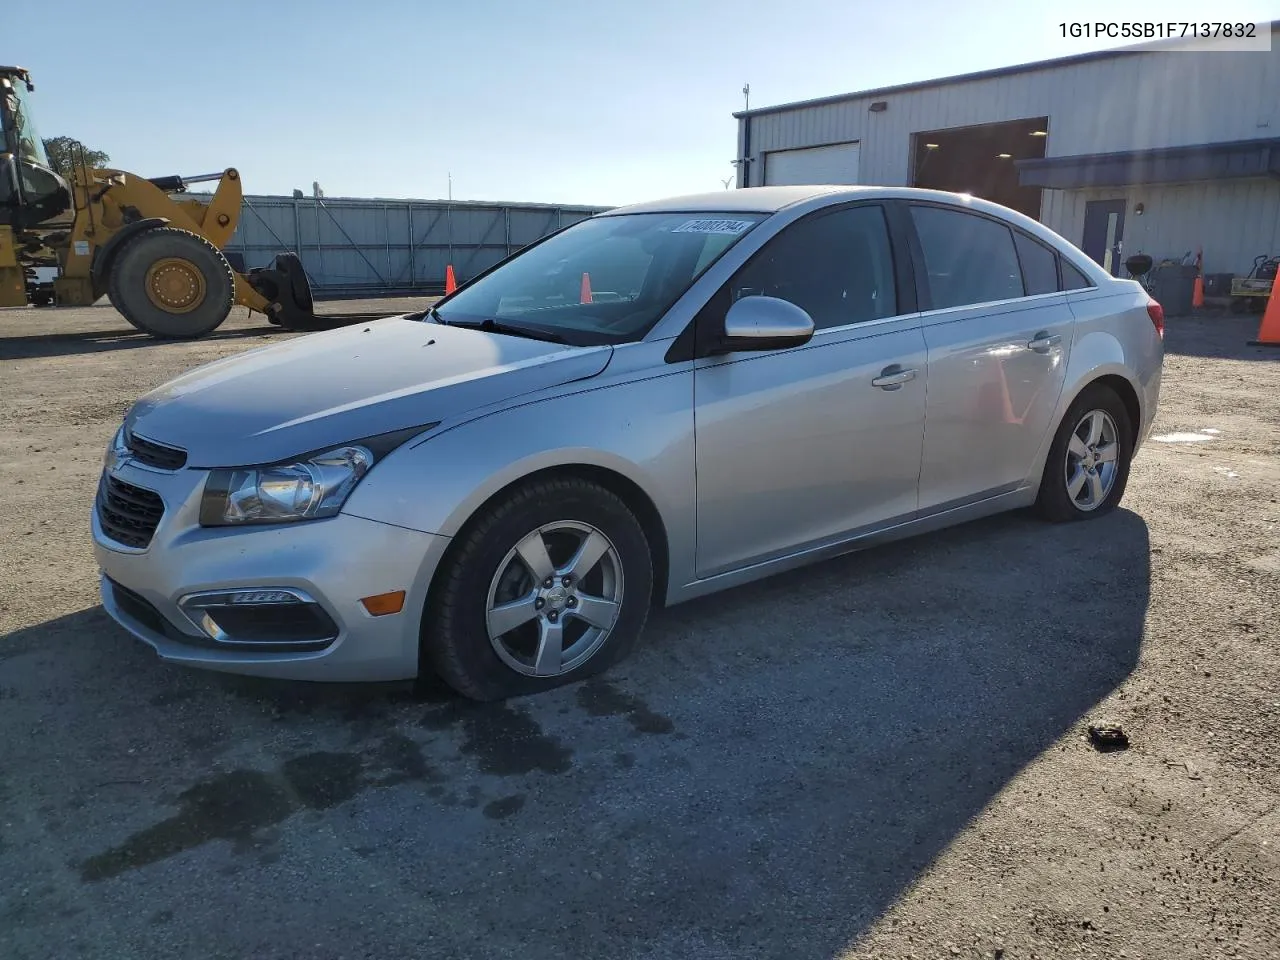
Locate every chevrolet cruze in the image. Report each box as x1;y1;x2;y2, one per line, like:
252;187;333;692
94;186;1164;700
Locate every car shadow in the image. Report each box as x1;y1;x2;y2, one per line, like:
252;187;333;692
0;508;1150;959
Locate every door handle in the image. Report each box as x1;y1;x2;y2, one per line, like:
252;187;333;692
1027;332;1062;353
871;366;917;390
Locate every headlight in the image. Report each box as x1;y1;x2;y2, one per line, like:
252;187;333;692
199;426;433;526
104;424;129;470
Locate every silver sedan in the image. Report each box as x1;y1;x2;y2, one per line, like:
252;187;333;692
93;186;1164;699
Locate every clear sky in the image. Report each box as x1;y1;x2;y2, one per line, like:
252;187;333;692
22;0;1279;206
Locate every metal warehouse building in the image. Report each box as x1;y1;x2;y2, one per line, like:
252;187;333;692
734;24;1280;280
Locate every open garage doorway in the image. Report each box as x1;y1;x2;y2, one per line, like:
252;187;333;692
910;118;1048;219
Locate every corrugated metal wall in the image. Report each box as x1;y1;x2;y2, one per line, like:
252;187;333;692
1043;179;1280;275
737;39;1280;273
741;47;1280;186
222;196;607;296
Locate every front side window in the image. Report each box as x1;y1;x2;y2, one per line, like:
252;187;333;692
728;205;897;331
5;82;48;167
911;205;1024;309
434;212;767;345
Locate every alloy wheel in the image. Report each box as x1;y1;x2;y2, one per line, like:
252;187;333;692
1064;409;1119;511
485;521;624;677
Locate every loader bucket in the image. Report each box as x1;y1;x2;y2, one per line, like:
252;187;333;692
244;252;316;328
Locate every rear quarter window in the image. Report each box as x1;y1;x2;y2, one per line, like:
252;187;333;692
1014;232;1060;296
1062;259;1095;290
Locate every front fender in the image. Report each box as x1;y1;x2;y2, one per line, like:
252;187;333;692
342;354;697;593
89;217;170;298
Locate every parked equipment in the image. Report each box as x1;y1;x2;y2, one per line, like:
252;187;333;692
1;66;377;338
1230;254;1278;313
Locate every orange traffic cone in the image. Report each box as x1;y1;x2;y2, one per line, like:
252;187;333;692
1191;247;1205;308
1247;280;1280;346
444;264;457;294
579;272;592;304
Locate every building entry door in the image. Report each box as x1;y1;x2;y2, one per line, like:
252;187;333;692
1082;199;1126;276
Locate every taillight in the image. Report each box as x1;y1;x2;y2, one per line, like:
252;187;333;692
1146;299;1165;338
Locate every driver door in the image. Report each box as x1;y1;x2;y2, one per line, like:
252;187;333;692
692;204;927;578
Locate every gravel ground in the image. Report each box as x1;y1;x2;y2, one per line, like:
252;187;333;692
1;301;1277;960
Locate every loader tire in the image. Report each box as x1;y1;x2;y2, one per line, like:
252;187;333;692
108;227;235;340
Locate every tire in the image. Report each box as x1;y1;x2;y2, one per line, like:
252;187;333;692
1035;383;1133;523
106;288;143;331
425;477;654;701
107;227;235;340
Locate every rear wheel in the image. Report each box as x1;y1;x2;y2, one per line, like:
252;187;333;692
1035;384;1133;522
107;227;235;339
424;477;653;701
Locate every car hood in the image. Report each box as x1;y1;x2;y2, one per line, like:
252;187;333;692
125;316;613;467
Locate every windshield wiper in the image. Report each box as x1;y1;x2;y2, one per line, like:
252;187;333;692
444;317;567;344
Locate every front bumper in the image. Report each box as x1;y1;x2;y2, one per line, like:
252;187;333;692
93;461;449;682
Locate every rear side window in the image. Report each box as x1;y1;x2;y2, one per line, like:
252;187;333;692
910;206;1024;309
1014;231;1060;296
1062;260;1095;290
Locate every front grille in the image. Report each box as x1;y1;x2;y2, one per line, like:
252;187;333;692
97;474;164;548
125;430;187;471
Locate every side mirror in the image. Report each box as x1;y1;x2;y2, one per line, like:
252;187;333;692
715;295;815;354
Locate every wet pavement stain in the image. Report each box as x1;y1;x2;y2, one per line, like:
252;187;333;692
279;752;362;809
577;680;675;735
458;704;573;775
419;700;469;731
79;769;294;882
482;795;526;819
420;701;573;775
371;733;439;786
79;751;362;882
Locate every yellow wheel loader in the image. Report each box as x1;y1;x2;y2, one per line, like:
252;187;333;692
1;66;354;339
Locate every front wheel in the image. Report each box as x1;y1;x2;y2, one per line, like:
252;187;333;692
1035;384;1134;522
107;227;235;340
424;477;654;701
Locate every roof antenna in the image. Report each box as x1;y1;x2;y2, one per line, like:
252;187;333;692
743;82;750;112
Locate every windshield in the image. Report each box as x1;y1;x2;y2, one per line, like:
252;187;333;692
433;212;768;345
2;81;48;167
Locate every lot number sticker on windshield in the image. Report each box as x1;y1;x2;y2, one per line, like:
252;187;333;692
671;219;755;235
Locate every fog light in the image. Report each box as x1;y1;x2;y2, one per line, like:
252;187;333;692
178;587;338;649
361;591;406;616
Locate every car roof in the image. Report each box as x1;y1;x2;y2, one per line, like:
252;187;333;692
600;186;861;215
598;185;1114;285
601;185;1022;218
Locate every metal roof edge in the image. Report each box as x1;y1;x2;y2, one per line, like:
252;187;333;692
1014;136;1280;168
733;21;1280;120
234;193;611;212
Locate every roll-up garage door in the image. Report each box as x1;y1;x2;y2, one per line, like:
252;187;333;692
763;142;861;185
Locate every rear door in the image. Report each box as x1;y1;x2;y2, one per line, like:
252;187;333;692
907;203;1075;513
692;203;926;577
